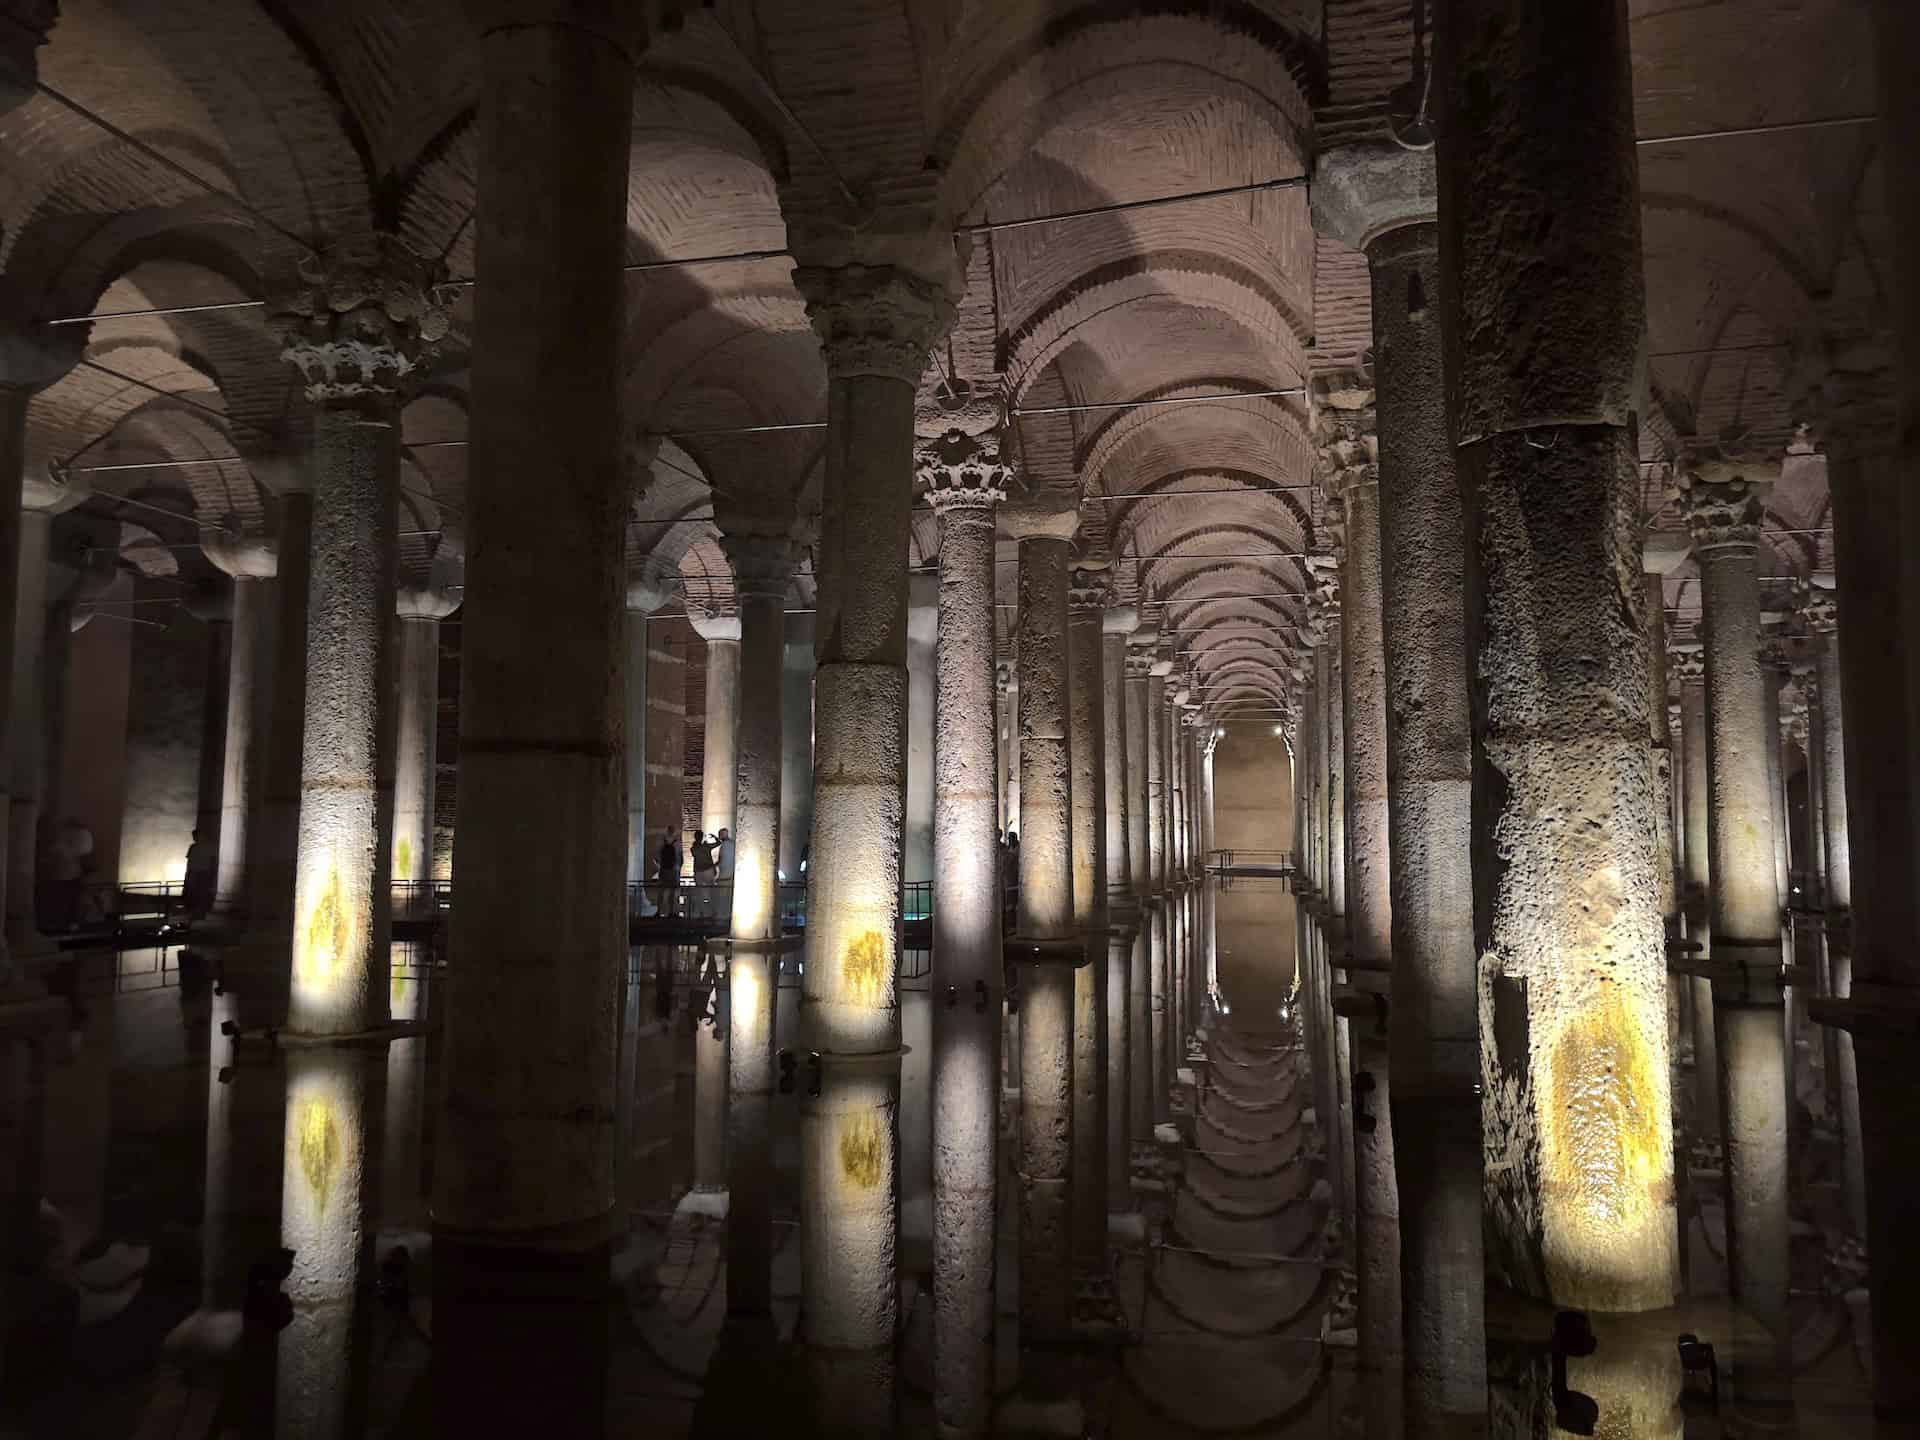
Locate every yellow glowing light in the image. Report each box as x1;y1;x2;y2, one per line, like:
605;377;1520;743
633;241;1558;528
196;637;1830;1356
732;852;767;936
842;930;887;1008
1545;982;1665;1224
299;864;353;993
296;1098;341;1216
395;837;414;881
839;1112;884;1190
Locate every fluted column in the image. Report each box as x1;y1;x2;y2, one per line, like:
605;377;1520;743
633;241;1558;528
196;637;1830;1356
1677;451;1791;1421
920;424;1007;1439
1005;502;1082;1407
392;566;458;913
273;236;447;1038
1122;641;1154;1145
790;260;953;1433
1102;605;1137;1209
1436;0;1678;1312
433;11;638;1431
1067;563;1109;1277
690;610;740;1196
722;534;794;1331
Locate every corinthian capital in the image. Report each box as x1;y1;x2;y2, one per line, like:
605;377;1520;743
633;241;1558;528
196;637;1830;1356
1795;578;1838;636
271;234;457;404
1669;645;1705;686
793;263;953;386
1311;368;1379;508
1672;433;1777;552
1068;564;1112;614
917;426;1010;511
720;532;799;598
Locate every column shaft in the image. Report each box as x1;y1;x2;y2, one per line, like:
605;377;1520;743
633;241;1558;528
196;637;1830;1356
1145;666;1169;1124
1810;624;1864;1238
694;623;740;1194
215;578;272;912
1368;221;1486;1435
1067;581;1107;1274
288;407;399;1037
928;486;1002;1439
391;616;439;898
433;16;635;1435
1102;623;1133;1208
1679;673;1721;1142
1123;659;1152;1142
1436;0;1677;1310
623;603;650;891
246;493;311;946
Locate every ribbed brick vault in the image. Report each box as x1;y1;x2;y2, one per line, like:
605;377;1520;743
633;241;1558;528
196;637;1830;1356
0;0;1880;714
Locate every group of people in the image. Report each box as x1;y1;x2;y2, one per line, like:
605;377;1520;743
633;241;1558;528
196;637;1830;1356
650;825;734;919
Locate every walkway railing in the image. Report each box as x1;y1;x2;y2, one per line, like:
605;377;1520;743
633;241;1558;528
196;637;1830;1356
1208;848;1294;874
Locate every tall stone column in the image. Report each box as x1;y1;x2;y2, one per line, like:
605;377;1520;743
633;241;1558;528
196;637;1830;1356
1102;605;1137;1208
1435;0;1678;1312
1145;653;1171;1124
201;526;279;923
392;568;458;913
1674;648;1721;1143
1676;451;1792;1421
433;10;638;1432
906;573;937;887
690;611;740;1196
779;610;814;882
1799;585;1864;1240
721;533;793;1331
1005;502;1083;1410
1122;640;1154;1143
624;576;670;893
189;582;233;899
919;420;1007;1439
1312;584;1357;1243
791;260;953;1433
272;236;447;1038
243;476;312;951
999;662;1019;837
1067;564;1109;1276
1317;358;1401;1438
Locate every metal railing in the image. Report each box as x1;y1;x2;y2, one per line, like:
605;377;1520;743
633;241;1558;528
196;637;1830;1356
1208;848;1294;871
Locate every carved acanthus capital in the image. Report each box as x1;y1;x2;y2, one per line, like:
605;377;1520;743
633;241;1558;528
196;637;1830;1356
1311;369;1379;507
271;234;457;404
1669;647;1706;685
1795;580;1838;636
918;426;1010;511
1672;433;1777;551
793;263;953;386
1068;564;1113;614
1301;552;1341;643
721;532;799;599
1758;631;1796;675
1124;649;1156;681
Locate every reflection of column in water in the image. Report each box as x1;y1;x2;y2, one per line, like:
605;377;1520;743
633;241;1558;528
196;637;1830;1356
192;981;286;1331
277;1044;384;1440
381;952;427;1237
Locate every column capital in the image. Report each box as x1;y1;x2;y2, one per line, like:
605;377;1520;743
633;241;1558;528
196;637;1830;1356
793;262;953;385
1779;676;1811;746
996;658;1015;693
999;501;1079;544
626;574;674;615
1669;645;1705;685
720;532;799;598
690;611;742;644
1794;579;1838;635
1149;655;1174;679
466;0;645;58
1757;630;1797;675
917;425;1009;511
1123;649;1156;681
1311;140;1438;254
1102;604;1139;636
1311;369;1378;509
1642;528;1691;576
270;233;456;404
1672;437;1777;552
398;582;460;621
201;520;278;580
1067;564;1112;614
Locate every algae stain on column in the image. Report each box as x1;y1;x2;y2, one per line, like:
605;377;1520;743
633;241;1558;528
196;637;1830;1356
843;930;887;1008
299;866;354;994
396;837;413;881
840;1112;884;1190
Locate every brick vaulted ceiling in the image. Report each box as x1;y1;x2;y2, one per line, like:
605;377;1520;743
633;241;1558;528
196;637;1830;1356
0;0;1882;713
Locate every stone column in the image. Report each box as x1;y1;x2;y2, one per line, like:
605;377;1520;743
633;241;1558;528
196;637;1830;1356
189;581;233;904
1435;0;1678;1311
1676;451;1791;1420
690;611;740;1196
906;572;937;886
1102;605;1137;1209
919;422;1008;1439
1067;563;1109;1277
1312;585;1357;1244
722;534;794;1331
1005;502;1082;1408
791;260;953;1432
201;526;279;923
1674;647;1721;1144
1145;652;1171;1124
272;236;446;1038
243;479;312;950
624;577;670;893
779;610;814;883
999;661;1019;837
392;568;458;914
432;11;637;1432
1122;640;1154;1144
1799;585;1864;1241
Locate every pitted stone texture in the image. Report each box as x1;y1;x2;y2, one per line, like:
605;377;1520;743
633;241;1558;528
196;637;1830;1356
271;233;455;403
1436;0;1644;438
794;263;953;385
1463;424;1677;1312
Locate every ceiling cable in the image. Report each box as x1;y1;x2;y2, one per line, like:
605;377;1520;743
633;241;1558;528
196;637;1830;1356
1636;113;1876;147
960;174;1309;235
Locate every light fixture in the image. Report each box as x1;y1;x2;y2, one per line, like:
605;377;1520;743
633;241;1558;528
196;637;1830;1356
1272;724;1284;736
